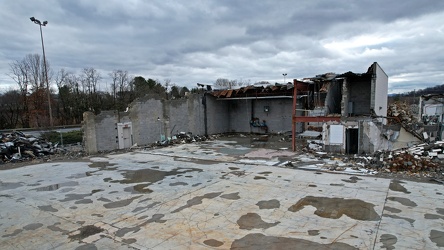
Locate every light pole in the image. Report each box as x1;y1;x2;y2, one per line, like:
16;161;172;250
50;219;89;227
30;16;53;128
283;73;287;84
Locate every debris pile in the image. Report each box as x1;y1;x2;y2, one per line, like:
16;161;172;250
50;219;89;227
0;132;60;164
387;101;418;126
387;102;423;139
148;132;212;148
372;142;444;174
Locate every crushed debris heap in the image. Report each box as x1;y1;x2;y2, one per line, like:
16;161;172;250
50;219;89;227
0;131;58;163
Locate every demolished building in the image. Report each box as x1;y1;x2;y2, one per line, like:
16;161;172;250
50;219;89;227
292;62;394;154
84;62;422;155
418;94;444;140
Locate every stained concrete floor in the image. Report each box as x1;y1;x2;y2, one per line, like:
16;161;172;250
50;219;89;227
1;139;444;249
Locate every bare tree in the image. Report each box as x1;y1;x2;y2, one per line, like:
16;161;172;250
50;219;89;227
8;53;53;127
81;67;101;112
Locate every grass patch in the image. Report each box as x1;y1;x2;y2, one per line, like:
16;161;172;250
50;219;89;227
40;130;83;144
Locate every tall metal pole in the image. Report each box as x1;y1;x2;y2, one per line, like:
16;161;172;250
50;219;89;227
283;73;287;84
31;17;53;128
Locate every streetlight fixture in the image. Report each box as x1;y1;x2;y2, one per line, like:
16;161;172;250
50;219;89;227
283;73;287;84
30;16;53;128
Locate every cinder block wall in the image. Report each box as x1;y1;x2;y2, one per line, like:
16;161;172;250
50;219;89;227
130;97;163;145
228;99;253;133
167;95;204;136
253;98;293;133
83;110;120;153
206;95;230;134
83;93;294;153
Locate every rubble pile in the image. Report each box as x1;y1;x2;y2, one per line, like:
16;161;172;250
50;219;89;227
387;101;424;139
0;132;60;164
387;101;418;126
149;132;212;147
373;142;444;173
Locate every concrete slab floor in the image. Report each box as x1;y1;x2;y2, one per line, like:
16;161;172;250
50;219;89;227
1;140;443;249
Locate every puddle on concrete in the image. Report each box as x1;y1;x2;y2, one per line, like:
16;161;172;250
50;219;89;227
170;182;188;186
308;230;320;236
38;205;58;212
330;183;345;186
70;225;103;241
256;199;280;209
47;222;69;235
88;161;116;169
342;176;362;183
23;223;44;230
2;229;23;238
104;195;141;209
98;197;112;203
0;181;23;191
254;176;267;180
60;188;76;193
424;214;444;220
32;181;78;192
124;184;153;194
132;202;161;213
387;197;417;207
67;173;88;179
430;230;444;247
139;197;152;203
383;214;415;226
288;196;380;221
114;167;202;187
172;192;222;213
204;239;224;247
59;193;91;202
122;238;137;244
229;167;240;170
75;199;93;204
91;189;103;194
116;214;167;237
258;171;272;175
384;206;402;213
174;157;220;165
218;147;252;155
192;183;201;187
230;233;358;250
220;192;240;200
116;227;139;237
437;208;444;215
92;214;103;217
75;243;98;250
308;184;317;187
380;234;397;250
237;213;280;230
389;180;410;194
145;214;166;223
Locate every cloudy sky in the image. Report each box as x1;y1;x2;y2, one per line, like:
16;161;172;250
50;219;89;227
1;0;443;94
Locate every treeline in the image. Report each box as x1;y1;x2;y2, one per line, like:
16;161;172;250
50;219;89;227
0;54;194;129
389;84;444;104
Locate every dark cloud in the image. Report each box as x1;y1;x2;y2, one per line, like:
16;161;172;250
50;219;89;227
0;0;443;93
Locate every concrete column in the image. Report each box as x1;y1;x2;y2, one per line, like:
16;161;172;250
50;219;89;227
83;111;98;154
